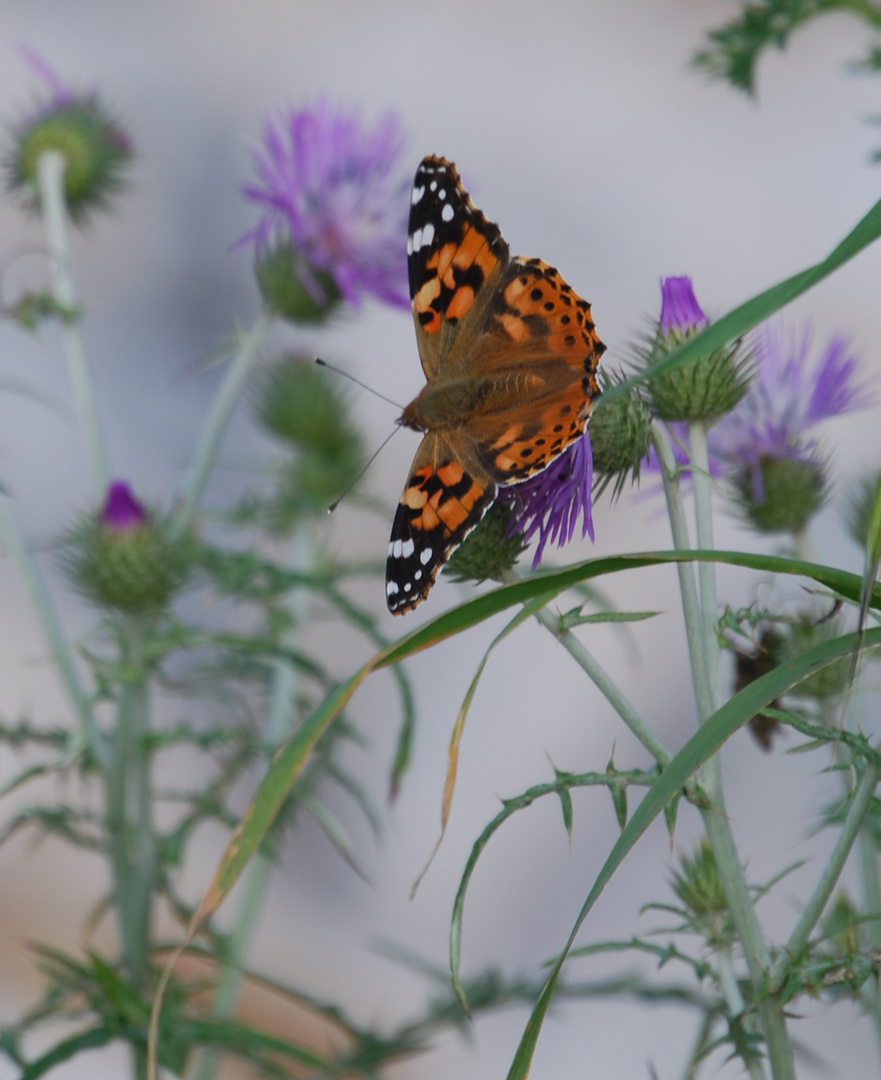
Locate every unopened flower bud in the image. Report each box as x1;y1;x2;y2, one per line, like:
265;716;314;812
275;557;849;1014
647;277;750;423
734;453;826;535
62;482;192;612
254;239;342;324
444;503;526;584
590;368;653;498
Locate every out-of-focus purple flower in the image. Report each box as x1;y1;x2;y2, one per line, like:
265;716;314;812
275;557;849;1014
7;49;133;221
501;434;594;568
241;100;410;313
102;481;147;531
659;275;709;337
709;321;873;476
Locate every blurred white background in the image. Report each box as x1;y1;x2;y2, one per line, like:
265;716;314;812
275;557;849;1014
0;2;880;1078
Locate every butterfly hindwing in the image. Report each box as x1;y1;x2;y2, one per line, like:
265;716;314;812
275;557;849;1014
385;432;496;615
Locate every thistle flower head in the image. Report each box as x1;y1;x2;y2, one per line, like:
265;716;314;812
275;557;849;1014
62;481;193;613
6;48;133;222
241;100;410;322
711;322;874;533
500;433;595;568
647;276;750;422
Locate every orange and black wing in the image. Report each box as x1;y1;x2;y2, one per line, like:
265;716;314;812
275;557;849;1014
407;156;509;379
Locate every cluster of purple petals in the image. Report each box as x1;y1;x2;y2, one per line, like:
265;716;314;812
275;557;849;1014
708;321;873;474
241;100;410;310
501;433;595;568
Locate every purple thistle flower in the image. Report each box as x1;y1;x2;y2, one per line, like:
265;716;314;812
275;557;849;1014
709;321;874;474
501;434;595;568
659;276;709;336
241;100;410;311
102;481;147;532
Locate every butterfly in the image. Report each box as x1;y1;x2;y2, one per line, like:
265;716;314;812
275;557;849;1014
386;155;605;615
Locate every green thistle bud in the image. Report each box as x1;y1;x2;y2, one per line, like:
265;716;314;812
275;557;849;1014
647;277;750;423
846;468;881;551
6;56;133;223
671;841;730;943
444;503;526;584
254;357;353;453
254;239;342;324
590;368;653;498
253;358;364;528
62;482;193;612
271;443;364;526
733;454;826;535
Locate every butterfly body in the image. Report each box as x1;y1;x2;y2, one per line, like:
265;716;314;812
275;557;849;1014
386;156;605;615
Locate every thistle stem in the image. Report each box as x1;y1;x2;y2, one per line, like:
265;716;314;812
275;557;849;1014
688;421;720;698
189;528;311;1080
651;422;713;718
176;310;273;532
768;762;881;993
653;420;793;1079
529;602;673;767
105;616;156;1080
37;150;108;492
0;495;103;762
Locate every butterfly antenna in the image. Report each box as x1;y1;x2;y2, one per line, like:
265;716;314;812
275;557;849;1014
315;358;404;410
328;426;401;513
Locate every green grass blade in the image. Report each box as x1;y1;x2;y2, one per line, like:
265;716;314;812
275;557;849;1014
505;625;881;1080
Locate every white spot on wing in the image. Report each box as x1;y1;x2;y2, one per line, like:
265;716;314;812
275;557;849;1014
421;222;435;248
404;582;412;593
386;581;399;596
389;539;403;559
420;548;433;566
411;185;424;204
402;538;415;558
414;570;423;580
430;180;437;191
441;203;454;223
411;228;423;252
438;188;446;200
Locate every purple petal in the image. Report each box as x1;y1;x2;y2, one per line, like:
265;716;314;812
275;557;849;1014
102;481;147;531
502;434;594;568
659;276;708;335
239;100;410;311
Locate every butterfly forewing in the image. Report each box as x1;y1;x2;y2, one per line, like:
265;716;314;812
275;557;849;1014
408;156;509;377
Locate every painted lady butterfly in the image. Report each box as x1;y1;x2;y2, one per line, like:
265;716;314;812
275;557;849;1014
386;156;605;615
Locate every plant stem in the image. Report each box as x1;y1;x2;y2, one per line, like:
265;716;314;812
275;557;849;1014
653;420;793;1078
105;616;156;1079
0;495;103;762
688;421;720;696
189;528;311;1080
651;422;714;719
715;944;766;1080
530;603;673;767
176;311;273;532
37;150;108;492
768;761;881;992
